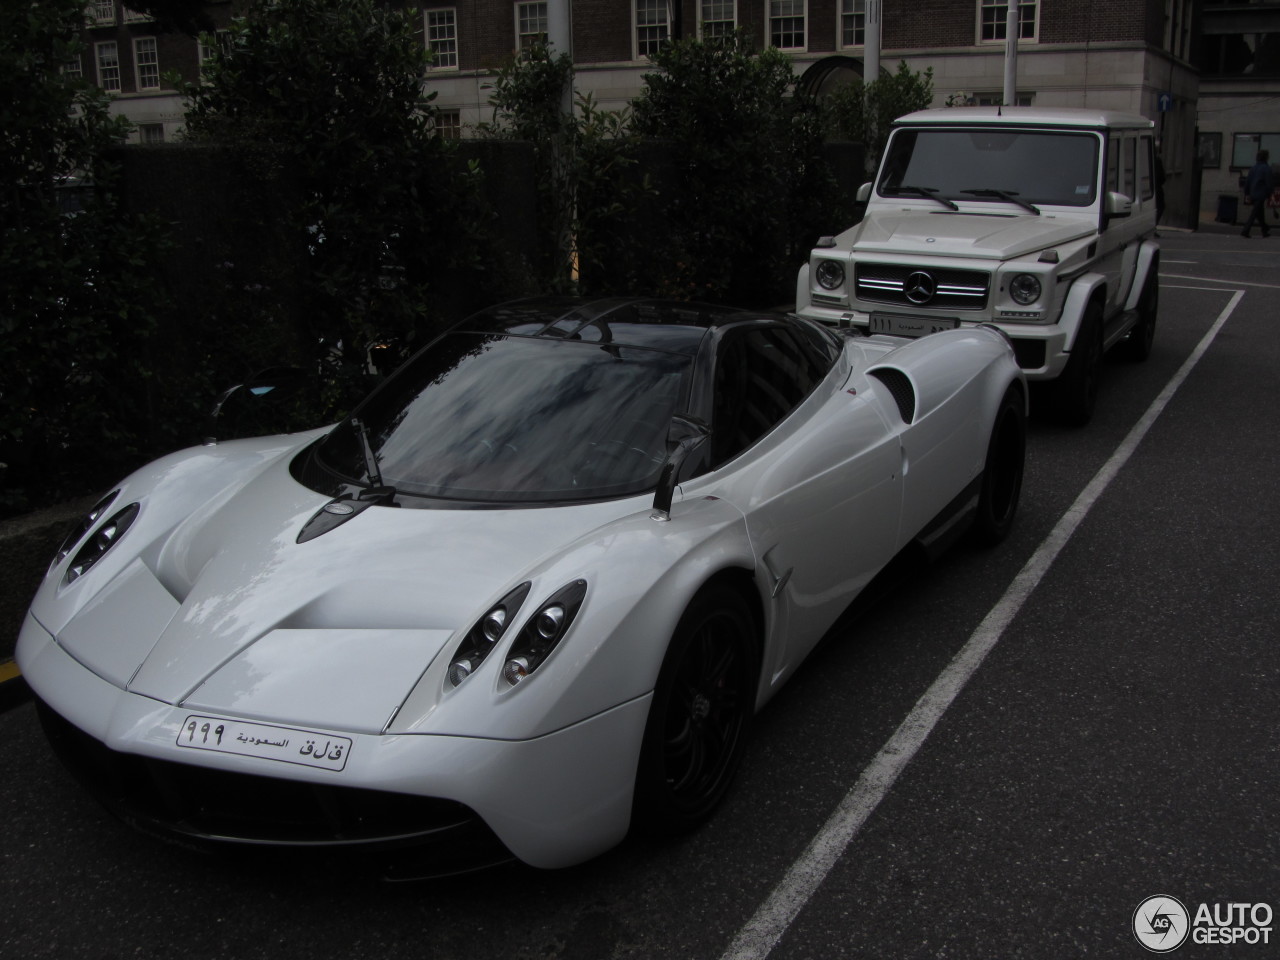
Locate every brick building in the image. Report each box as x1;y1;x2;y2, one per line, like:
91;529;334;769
67;1;1280;227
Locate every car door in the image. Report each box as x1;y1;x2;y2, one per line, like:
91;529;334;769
699;325;903;682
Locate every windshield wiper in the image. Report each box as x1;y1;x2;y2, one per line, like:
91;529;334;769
888;185;960;211
350;417;398;504
961;188;1040;215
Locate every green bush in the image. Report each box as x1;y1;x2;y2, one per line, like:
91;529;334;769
631;32;840;307
0;0;171;515
825;61;935;175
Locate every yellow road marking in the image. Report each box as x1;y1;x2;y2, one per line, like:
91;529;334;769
0;660;21;684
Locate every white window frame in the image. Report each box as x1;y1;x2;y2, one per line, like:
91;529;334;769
62;55;84;80
436;109;463;140
838;0;865;49
95;41;120;92
139;123;165;144
133;36;159;90
88;2;116;26
634;0;671;60
425;8;459;70
121;6;152;22
199;30;232;79
977;0;1039;45
768;0;807;51
699;0;736;41
515;1;549;52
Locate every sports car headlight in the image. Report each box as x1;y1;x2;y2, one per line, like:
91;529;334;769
64;502;140;585
52;490;119;570
502;580;587;685
447;582;531;687
1009;273;1042;305
815;259;846;290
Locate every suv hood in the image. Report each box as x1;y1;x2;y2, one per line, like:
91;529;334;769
849;210;1096;260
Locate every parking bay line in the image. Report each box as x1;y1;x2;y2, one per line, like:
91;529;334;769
720;288;1247;960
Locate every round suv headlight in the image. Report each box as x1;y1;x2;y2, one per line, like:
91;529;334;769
815;259;845;290
1009;273;1042;305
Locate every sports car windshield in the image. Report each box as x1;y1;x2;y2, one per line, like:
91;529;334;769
315;333;692;503
878;129;1100;207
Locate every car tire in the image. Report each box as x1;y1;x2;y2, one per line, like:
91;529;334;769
633;585;756;837
1118;256;1158;362
1051;300;1104;426
971;384;1026;546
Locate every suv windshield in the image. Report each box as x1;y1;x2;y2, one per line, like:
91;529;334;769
314;333;692;504
878;128;1100;207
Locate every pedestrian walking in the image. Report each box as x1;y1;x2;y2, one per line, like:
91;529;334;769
1240;149;1274;238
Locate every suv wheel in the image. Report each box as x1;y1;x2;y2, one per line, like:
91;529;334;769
1051;301;1104;426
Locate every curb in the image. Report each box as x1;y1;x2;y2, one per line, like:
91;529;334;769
0;659;31;712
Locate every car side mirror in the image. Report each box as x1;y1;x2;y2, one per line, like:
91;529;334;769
206;366;312;444
651;414;710;522
856;181;873;203
1102;191;1133;228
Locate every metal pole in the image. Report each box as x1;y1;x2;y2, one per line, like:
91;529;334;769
1002;0;1018;107
864;0;881;84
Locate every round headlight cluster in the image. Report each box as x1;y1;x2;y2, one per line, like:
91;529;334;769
64;501;140;585
503;580;587;686
815;259;846;290
446;582;531;687
1009;273;1042;305
53;490;119;570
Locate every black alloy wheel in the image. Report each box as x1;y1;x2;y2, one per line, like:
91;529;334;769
1119;256;1159;362
634;586;756;835
1052;301;1104;426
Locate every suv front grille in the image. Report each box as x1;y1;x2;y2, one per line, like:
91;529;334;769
855;263;990;310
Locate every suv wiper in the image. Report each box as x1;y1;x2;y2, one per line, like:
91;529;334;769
961;188;1040;216
888;185;960;211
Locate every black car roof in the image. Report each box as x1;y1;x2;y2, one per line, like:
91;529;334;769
454;297;761;356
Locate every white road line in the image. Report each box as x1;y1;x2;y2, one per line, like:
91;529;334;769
1164;273;1280;290
720;289;1248;960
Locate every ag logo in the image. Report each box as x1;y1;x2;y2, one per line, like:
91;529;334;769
1134;896;1190;953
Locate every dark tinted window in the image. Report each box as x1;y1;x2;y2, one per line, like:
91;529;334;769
314;333;692;503
711;326;829;466
880;129;1100;207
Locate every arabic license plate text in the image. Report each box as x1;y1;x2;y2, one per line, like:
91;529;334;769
175;716;351;771
869;314;960;338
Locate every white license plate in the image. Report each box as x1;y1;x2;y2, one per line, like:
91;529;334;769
869;314;960;337
175;715;352;771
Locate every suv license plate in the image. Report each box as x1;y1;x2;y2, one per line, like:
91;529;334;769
869;314;959;338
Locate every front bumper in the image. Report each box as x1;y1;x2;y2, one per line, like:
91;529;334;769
797;303;1071;380
17;613;650;871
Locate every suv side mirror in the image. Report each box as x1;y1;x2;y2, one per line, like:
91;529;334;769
856;182;873;203
1103;191;1133;227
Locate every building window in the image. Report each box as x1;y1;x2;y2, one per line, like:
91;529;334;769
89;2;116;26
140;123;165;144
701;0;736;41
436;109;462;140
769;0;806;50
840;0;864;47
976;92;1034;106
426;9;458;69
199;30;232;78
1200;33;1280;78
95;41;120;92
62;56;83;80
636;0;670;58
1230;133;1280;170
1198;132;1222;169
121;6;152;22
516;1;548;51
134;37;159;90
979;0;1037;43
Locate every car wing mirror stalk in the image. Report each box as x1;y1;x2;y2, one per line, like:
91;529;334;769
651;415;710;522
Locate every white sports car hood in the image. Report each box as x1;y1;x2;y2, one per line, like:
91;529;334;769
850;210;1094;260
39;451;639;734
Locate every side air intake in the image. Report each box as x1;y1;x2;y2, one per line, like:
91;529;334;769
868;368;916;423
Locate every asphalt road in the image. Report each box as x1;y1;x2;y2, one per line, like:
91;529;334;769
2;228;1276;960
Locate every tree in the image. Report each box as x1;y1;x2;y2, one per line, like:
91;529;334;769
826;61;935;174
630;32;837;306
0;0;168;513
181;0;486;409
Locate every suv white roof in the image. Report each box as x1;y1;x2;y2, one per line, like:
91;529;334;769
894;106;1154;130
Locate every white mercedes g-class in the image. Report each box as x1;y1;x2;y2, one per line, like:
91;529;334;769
796;107;1160;424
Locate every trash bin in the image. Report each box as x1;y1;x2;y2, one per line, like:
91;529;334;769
1217;194;1239;224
